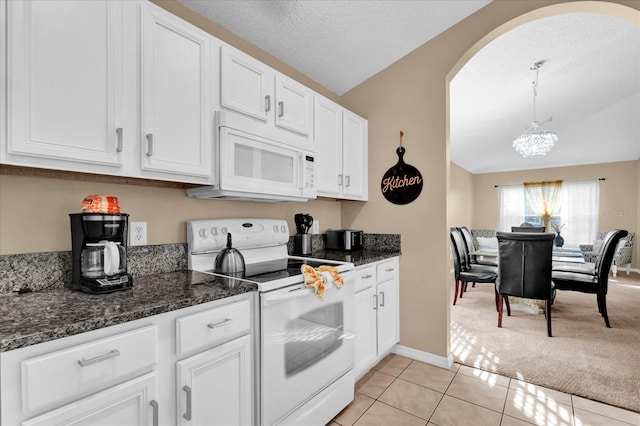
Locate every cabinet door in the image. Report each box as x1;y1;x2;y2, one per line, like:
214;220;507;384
342;110;368;200
376;278;399;356
354;287;377;379
141;3;212;181
176;335;252;426
274;74;313;136
220;45;272;122
22;373;157;426
6;0;124;169
314;96;343;197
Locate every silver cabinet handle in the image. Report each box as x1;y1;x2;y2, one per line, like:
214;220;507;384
345;175;351;187
207;318;233;329
116;128;123;152
149;400;159;426
278;101;284;118
265;95;271;112
183;385;192;421
373;294;378;310
338;174;343;186
361;274;373;279
78;349;120;367
380;291;386;307
385;267;395;272
146;134;153;157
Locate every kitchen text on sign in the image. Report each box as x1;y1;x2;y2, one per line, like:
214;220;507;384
381;174;423;193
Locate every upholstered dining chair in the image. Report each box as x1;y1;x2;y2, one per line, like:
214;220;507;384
496;232;555;336
449;228;500;307
459;226;498;267
552;229;628;328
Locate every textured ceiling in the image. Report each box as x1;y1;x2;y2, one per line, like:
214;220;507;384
178;1;640;174
177;0;491;95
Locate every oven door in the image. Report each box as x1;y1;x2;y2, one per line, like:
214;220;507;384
219;126;316;200
260;271;355;426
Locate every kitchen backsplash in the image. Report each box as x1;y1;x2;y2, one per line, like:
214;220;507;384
0;234;400;294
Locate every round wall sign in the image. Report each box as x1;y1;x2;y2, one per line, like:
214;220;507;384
381;132;423;205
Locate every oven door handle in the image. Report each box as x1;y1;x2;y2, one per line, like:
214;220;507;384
263;286;315;306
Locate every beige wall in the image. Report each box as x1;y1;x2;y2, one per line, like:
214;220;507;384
449;163;475;228
0;174;342;254
1;0;638;361
341;0;639;357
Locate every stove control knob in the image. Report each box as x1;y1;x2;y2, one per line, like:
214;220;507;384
221;227;228;235
273;225;279;232
280;225;286;233
199;228;209;238
211;227;218;236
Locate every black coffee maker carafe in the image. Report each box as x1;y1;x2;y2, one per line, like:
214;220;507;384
70;213;133;293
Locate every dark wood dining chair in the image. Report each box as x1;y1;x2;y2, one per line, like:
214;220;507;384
496;232;555;336
552;229;628;328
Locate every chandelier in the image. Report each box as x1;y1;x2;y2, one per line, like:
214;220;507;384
513;61;558;158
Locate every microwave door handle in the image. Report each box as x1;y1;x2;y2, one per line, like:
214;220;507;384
298;153;304;189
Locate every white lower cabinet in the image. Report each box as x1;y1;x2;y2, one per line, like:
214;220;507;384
22;373;158;426
354;257;400;379
176;335;252;426
0;294;253;426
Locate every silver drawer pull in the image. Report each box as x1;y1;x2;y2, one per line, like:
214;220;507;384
78;349;120;367
116;127;123;152
207;318;233;329
278;101;284;118
373;294;378;310
385;267;395;272
361;274;373;279
380;291;386;307
146;133;153;157
265;95;271;112
183;385;192;421
150;400;159;426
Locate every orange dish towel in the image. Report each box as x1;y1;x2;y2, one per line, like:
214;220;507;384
301;264;344;300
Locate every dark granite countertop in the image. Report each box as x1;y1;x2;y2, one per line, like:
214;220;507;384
0;271;256;353
307;249;401;266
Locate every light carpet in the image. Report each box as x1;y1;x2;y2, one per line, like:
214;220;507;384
450;272;640;413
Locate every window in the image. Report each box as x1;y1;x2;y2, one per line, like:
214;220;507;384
498;180;599;246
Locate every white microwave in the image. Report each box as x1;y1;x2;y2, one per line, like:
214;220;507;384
187;111;316;202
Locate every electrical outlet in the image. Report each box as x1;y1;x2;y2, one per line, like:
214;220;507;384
130;221;147;246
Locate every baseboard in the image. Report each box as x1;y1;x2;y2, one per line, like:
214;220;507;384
392;344;453;369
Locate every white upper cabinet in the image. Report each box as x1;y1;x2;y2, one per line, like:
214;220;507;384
314;96;343;197
342;109;368;200
220;45;313;143
4;0;129;173
314;95;368;200
140;2;213;183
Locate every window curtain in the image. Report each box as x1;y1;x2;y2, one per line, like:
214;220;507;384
559;180;599;245
523;180;563;231
499;184;524;232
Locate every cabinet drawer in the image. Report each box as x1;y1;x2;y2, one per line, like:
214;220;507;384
21;326;157;413
356;265;376;293
176;299;251;356
376;259;399;283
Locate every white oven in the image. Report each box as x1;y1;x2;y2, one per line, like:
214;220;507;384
261;269;355;426
186;111;316;202
186;218;356;426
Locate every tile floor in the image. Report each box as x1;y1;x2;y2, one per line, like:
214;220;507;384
329;354;640;426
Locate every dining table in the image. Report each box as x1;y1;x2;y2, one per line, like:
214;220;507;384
469;246;585;264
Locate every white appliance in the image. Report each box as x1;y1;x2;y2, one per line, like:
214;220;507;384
187;218;356;426
186;111;316;202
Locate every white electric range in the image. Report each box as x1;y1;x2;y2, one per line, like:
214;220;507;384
187;218;356;426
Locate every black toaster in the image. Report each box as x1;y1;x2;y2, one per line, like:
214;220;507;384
326;229;364;251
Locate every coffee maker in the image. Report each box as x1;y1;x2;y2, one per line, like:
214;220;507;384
70;213;133;293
